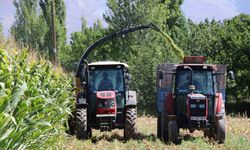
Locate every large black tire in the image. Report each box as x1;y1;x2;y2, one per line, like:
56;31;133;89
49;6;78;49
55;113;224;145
157;113;162;138
204;118;225;143
75;108;91;139
204;128;215;139
216;118;225;143
157;112;169;142
205;104;225;143
67;113;75;135
124;107;137;140
216;103;226;143
168;120;178;143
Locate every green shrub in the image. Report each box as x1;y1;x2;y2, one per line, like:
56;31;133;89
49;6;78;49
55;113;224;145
0;48;73;149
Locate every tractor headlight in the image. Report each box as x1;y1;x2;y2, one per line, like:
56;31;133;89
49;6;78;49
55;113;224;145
199;104;205;109
190;104;196;108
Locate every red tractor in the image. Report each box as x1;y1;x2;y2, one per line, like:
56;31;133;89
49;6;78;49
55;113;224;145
70;61;137;140
156;56;232;143
68;24;163;140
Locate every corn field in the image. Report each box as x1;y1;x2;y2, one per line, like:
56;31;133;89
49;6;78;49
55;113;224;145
0;46;74;149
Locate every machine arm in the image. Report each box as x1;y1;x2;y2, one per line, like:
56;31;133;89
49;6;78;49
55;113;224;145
75;23;160;77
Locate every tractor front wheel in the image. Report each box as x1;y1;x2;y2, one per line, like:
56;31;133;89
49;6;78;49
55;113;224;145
168;120;178;143
124;107;137;140
204;128;215;139
67;111;76;135
215;103;226;143
75;108;92;139
204;118;225;144
216;118;225;143
157;113;162;138
158;112;168;142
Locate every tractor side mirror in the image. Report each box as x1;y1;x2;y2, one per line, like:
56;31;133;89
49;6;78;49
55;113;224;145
228;71;235;80
159;71;164;80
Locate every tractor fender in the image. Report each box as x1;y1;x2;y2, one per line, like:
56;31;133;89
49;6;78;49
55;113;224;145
215;93;224;115
165;92;174;114
126;91;137;107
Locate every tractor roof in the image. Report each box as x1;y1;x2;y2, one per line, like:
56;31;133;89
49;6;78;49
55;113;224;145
176;56;216;70
89;61;129;68
176;64;216;70
177;64;215;67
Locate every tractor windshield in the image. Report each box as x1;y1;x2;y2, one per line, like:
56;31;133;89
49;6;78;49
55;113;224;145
176;70;214;95
89;68;124;93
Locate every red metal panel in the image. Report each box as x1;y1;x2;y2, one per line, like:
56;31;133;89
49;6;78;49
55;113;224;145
215;93;223;114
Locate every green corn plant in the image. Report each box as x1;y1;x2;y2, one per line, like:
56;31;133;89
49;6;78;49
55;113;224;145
0;47;74;149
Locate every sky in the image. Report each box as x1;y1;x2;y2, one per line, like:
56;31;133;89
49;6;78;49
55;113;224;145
0;0;250;38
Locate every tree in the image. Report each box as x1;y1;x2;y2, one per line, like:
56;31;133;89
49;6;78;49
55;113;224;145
104;0;170;60
103;0;185;108
161;0;189;48
11;0;66;62
220;14;250;101
11;0;45;50
40;0;67;62
179;14;250;102
60;18;106;71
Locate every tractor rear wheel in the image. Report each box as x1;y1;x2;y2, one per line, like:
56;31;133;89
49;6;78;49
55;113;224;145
158;113;168;142
75;108;91;139
124;107;137;140
168;120;178;143
216;118;225;143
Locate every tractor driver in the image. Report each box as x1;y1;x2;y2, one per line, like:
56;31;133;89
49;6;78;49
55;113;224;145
98;72;113;91
179;75;202;92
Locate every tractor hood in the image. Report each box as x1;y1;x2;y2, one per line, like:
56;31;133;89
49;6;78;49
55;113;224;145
187;93;206;100
96;91;116;99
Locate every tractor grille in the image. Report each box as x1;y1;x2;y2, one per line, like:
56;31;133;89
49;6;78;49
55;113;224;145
189;99;207;118
97;99;115;108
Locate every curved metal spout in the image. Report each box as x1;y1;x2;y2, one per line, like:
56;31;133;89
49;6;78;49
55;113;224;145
76;23;161;77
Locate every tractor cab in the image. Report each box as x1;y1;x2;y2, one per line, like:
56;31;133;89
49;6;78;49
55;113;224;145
87;61;130;130
157;56;227;143
71;61;137;139
174;57;216;128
